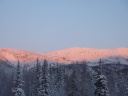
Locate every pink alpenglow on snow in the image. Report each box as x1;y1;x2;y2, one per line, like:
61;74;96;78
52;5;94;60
0;47;128;65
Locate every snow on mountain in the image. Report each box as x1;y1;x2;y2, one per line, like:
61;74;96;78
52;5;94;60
0;47;128;66
44;47;128;64
0;48;46;66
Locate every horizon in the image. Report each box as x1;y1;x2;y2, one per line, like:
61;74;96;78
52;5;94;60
0;46;128;53
0;0;128;52
0;46;128;64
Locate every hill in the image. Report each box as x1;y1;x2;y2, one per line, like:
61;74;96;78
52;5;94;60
0;47;128;66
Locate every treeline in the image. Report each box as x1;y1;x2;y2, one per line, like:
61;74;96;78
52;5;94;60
0;59;128;96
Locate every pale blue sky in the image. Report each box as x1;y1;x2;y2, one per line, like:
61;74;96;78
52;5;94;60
0;0;128;52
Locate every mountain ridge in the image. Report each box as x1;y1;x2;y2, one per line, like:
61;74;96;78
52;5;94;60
0;47;128;66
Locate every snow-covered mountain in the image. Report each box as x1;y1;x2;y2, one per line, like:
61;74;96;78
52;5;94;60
0;47;128;66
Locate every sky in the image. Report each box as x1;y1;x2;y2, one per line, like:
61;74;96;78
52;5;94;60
0;0;128;52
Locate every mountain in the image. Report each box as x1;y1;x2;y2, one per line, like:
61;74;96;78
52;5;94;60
0;47;128;66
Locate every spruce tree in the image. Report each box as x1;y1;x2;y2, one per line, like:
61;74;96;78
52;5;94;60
125;76;128;96
68;65;81;96
12;60;25;96
58;64;65;89
32;58;42;96
49;64;53;96
116;60;123;95
40;59;50;96
55;63;59;86
94;59;109;96
55;64;65;96
80;61;91;96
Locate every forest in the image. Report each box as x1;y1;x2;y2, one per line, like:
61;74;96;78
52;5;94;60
0;59;128;96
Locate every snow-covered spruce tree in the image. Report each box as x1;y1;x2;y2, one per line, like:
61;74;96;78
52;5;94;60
40;59;50;96
80;61;94;96
49;64;52;82
113;58;123;96
49;64;53;96
58;64;65;90
80;61;88;95
54;64;65;96
32;58;42;96
125;75;128;96
111;67;119;95
94;59;109;96
12;60;25;96
68;65;81;96
54;63;59;96
54;63;59;85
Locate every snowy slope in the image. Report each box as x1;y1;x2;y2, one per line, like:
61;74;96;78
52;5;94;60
0;47;128;66
43;47;128;64
0;48;46;66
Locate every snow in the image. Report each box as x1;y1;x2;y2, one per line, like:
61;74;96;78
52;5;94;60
0;47;128;66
